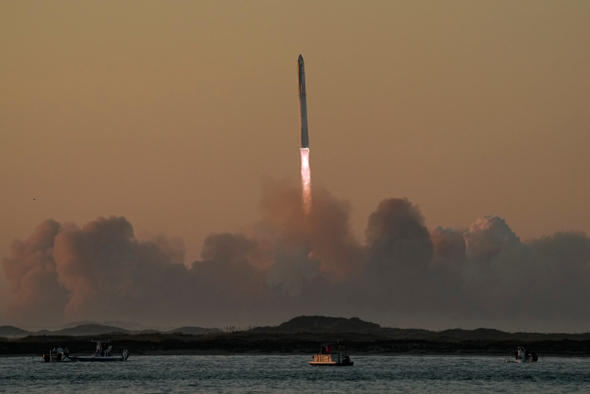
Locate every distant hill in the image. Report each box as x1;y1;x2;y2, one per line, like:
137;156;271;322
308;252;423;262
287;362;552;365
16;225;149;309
3;316;590;344
435;328;513;341
103;321;152;331
247;316;590;343
0;326;29;337
254;316;382;333
60;321;151;332
4;316;590;356
169;327;221;335
0;323;218;338
60;321;97;329
37;324;130;336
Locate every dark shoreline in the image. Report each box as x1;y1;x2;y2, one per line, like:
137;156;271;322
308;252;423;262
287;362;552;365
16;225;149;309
4;317;590;358
3;332;590;358
3;351;590;358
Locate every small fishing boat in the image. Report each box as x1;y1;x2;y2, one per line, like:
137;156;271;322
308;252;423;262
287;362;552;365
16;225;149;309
505;346;538;363
42;340;129;362
309;342;353;366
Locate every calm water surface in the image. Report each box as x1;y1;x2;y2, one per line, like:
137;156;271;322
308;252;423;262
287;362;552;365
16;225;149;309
1;354;589;393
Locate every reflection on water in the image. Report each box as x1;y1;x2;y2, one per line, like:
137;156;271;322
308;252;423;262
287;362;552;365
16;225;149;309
1;355;590;393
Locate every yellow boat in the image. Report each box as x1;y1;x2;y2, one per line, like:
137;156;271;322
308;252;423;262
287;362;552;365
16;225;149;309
309;342;354;366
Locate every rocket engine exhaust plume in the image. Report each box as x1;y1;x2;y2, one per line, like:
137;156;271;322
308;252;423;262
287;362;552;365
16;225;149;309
298;55;311;212
301;147;311;213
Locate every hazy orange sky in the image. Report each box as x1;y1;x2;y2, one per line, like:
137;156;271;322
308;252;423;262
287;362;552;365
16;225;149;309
1;1;590;327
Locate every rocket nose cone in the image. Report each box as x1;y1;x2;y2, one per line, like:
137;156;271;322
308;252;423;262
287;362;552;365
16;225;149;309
298;55;304;65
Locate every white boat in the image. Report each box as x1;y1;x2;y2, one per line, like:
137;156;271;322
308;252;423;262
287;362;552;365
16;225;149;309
43;340;129;362
505;346;538;363
309;342;353;366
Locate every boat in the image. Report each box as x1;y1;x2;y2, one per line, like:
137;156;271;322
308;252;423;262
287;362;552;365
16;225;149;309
42;340;129;362
42;346;72;363
505;346;538;363
309;342;353;366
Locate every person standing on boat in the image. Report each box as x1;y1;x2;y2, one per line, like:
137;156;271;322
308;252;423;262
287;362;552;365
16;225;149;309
517;346;525;361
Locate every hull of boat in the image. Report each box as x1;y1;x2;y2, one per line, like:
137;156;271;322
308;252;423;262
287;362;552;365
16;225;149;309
309;361;354;366
505;360;537;364
70;356;126;362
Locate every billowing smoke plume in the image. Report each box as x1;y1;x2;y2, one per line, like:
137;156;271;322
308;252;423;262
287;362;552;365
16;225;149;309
3;181;590;331
2;219;68;326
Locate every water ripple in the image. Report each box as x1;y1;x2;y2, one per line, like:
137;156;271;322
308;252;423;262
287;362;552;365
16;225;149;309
1;355;589;393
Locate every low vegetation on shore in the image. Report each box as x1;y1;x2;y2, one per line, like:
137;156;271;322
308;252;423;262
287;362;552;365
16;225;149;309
2;316;590;356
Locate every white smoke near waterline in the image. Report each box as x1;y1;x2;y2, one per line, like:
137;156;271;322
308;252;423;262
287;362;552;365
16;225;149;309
3;182;590;331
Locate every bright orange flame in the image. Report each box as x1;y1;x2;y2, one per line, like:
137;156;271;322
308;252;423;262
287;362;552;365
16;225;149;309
300;148;311;213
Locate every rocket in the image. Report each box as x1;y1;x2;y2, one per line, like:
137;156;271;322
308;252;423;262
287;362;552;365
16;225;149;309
298;55;309;148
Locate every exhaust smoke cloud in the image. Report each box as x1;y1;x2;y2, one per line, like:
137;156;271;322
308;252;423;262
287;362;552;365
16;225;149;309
3;180;590;331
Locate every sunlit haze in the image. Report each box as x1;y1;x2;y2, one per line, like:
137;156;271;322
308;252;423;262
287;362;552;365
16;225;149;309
2;1;590;332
